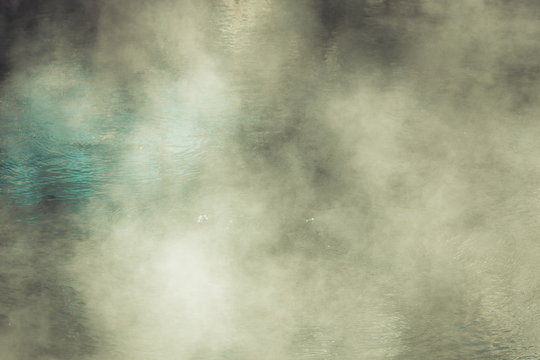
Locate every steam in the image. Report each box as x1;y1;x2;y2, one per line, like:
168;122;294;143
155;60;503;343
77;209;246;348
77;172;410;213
1;0;540;359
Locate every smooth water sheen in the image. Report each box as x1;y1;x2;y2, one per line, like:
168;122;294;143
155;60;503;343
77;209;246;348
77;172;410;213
1;1;540;359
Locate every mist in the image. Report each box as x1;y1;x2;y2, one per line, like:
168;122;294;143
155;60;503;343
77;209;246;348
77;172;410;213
1;0;540;359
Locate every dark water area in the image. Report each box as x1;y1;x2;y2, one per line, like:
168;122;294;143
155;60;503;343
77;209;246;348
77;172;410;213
1;1;540;359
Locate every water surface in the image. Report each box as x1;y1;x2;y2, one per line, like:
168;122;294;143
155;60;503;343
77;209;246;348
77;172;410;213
1;1;540;359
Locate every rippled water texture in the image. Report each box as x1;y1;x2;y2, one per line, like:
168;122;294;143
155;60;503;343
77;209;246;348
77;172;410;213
1;1;540;359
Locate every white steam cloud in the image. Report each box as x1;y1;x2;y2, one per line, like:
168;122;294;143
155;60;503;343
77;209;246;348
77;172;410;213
1;1;540;359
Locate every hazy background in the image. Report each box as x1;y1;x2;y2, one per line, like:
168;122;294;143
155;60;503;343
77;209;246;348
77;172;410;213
1;0;540;359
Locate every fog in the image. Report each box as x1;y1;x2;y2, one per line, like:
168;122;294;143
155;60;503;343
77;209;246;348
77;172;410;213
1;1;540;359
